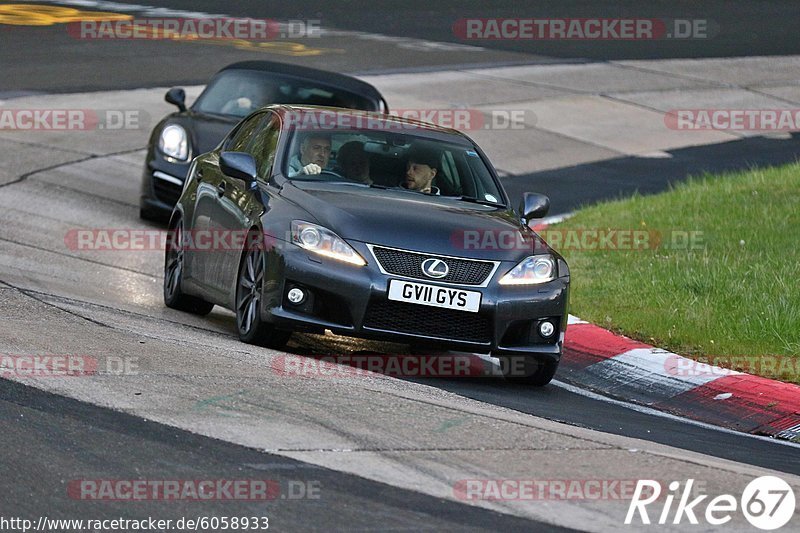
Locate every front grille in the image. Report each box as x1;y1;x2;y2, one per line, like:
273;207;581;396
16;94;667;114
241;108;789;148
153;178;182;206
363;299;492;344
371;246;495;286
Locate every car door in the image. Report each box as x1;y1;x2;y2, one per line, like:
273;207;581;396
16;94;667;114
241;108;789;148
214;112;282;295
190;112;265;295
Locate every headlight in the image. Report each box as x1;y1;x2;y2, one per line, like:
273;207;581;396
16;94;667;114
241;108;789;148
499;255;556;285
291;221;366;266
158;124;189;161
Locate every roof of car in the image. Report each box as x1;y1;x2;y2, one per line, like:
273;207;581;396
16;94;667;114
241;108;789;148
218;61;384;101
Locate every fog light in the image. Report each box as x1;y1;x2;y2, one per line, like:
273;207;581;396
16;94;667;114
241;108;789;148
287;287;306;304
539;320;555;338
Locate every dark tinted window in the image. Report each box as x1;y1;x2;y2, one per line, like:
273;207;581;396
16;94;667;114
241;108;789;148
246;114;281;180
224;113;268;152
283;122;505;205
194;70;378;117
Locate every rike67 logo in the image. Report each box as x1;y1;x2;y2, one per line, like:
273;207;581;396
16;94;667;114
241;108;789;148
626;476;796;530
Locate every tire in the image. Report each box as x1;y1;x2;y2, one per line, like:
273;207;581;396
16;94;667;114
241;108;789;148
139;207;151;221
501;355;559;386
163;218;214;315
235;232;291;348
140;206;164;222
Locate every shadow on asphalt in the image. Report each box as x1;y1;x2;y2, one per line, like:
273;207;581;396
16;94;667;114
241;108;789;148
402;374;800;476
277;340;800;476
502;133;800;215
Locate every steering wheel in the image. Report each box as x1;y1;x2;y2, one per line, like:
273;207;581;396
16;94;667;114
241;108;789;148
318;169;346;181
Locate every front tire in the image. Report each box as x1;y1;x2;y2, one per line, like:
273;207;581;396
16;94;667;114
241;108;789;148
140;201;169;223
236;234;291;348
501;355;559;386
140;206;159;222
163;218;214;315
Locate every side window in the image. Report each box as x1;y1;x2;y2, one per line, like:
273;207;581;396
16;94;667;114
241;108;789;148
246;114;281;180
224;113;266;152
436;150;464;196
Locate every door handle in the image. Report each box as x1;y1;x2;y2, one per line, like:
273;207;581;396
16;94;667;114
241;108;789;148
216;182;226;196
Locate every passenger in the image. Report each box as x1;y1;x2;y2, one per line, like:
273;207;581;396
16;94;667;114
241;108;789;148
336;141;372;184
402;144;440;194
288;134;331;177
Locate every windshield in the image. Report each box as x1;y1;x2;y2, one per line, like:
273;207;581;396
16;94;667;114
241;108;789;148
282;123;506;205
193;69;379;118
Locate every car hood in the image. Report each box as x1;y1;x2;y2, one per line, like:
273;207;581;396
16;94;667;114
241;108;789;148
282;182;550;261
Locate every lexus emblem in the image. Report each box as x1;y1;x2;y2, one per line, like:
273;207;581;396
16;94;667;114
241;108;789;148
421;258;449;279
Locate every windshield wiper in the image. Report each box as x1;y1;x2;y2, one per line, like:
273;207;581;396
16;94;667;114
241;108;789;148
456;195;504;207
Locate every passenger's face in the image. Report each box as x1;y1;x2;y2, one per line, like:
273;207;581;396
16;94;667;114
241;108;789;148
300;137;331;167
404;161;436;191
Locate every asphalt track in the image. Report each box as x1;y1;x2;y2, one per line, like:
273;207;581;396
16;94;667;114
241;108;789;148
0;378;570;532
502;133;800;214
1;1;800;531
3;0;800;93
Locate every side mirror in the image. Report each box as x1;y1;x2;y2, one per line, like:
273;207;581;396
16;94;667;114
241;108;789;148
220;151;258;185
165;88;187;112
520;192;550;223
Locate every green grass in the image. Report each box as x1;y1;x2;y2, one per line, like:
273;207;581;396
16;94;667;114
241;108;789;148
551;162;800;382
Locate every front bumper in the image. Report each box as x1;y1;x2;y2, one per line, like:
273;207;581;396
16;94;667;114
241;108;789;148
261;240;569;361
140;157;190;219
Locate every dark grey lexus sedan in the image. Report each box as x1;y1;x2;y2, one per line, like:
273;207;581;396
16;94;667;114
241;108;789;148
165;105;569;385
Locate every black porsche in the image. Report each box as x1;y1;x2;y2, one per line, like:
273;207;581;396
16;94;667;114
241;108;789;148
164;106;569;385
140;61;388;221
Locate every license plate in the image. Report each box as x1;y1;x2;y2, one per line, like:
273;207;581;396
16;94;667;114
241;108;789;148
387;280;481;313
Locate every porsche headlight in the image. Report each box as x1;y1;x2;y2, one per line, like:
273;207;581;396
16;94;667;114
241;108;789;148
499;255;556;285
291;221;366;266
158;124;189;161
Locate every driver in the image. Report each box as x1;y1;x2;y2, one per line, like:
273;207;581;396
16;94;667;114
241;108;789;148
288;134;331;177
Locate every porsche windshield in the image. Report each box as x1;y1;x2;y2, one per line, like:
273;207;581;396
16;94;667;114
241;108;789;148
194;70;377;118
282;125;506;205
